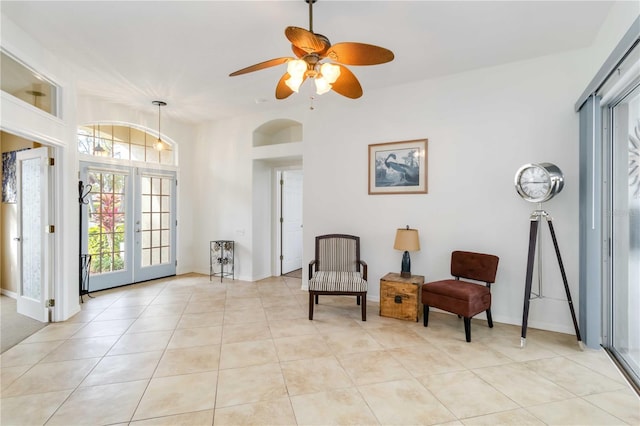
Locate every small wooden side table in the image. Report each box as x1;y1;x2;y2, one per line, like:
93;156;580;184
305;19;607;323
380;273;424;322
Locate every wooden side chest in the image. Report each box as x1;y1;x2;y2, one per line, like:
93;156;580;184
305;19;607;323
380;273;424;322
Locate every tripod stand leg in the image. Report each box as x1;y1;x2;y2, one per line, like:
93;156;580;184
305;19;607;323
521;218;539;348
547;220;583;348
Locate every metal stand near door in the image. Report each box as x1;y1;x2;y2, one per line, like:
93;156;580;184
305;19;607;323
520;210;583;349
210;240;234;282
79;254;92;302
78;180;93;302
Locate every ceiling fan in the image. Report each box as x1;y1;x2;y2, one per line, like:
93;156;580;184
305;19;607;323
229;0;394;100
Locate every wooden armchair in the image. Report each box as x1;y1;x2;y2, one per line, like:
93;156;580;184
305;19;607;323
308;234;368;321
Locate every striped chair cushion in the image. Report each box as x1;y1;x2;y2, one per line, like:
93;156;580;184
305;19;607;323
309;271;367;292
318;238;357;272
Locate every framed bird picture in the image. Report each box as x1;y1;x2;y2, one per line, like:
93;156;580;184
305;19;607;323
368;139;428;195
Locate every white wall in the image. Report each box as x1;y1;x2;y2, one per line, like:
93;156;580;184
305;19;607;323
192;117;251;280
587;1;640;78
252;160;273;280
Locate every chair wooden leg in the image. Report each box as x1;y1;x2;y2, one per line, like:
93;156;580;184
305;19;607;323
486;308;493;328
315;294;319;304
309;292;314;320
361;293;366;321
356;296;361;306
423;305;429;327
464;317;471;342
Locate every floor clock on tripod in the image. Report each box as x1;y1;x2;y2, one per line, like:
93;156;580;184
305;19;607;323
514;162;583;349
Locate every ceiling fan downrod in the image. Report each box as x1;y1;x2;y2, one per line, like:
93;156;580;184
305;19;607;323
306;0;316;33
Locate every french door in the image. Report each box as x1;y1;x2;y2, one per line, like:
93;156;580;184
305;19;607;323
80;163;176;291
16;147;51;322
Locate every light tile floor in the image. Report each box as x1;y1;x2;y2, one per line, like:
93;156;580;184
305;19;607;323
1;273;638;425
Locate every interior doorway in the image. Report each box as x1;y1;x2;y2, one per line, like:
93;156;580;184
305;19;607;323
277;169;303;276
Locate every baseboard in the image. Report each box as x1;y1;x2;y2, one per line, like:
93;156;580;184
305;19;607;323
1;289;17;299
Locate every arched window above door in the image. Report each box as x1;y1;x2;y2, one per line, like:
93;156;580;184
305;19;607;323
78;124;175;166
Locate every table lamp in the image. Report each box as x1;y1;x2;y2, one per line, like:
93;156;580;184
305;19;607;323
394;226;420;278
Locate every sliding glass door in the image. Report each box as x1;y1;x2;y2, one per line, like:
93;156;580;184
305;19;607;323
607;84;640;385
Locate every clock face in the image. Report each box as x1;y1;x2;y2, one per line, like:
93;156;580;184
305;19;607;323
518;166;551;199
515;163;564;203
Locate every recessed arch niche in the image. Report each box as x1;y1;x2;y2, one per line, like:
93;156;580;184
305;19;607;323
253;119;302;147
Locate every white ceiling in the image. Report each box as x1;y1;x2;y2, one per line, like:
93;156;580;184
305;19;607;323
1;1;614;124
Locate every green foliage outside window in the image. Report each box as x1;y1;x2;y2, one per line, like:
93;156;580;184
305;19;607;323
88;191;126;274
88;224;125;273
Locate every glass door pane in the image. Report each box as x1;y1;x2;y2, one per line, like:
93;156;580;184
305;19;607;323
610;85;640;385
21;157;42;300
88;171;127;273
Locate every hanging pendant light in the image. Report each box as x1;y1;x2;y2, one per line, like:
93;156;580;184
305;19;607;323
93;142;106;156
152;100;167;151
91;124;107;156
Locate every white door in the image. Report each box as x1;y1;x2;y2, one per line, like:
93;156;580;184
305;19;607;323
81;164;176;291
133;170;177;282
81;164;133;291
281;170;303;274
16;147;51;322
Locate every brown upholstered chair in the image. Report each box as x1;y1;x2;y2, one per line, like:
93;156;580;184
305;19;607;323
422;251;499;342
308;234;368;321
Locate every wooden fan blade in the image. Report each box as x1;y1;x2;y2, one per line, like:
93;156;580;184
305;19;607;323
331;65;363;99
275;72;308;99
285;26;329;53
291;45;307;58
326;43;394;65
229;57;292;76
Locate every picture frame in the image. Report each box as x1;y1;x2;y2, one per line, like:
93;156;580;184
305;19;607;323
368;139;428;195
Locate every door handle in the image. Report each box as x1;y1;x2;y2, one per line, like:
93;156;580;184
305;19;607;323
13;237;21;241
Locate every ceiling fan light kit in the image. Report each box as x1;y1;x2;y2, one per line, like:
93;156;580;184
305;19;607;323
229;0;394;100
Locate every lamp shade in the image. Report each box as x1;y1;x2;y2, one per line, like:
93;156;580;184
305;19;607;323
394;228;420;251
285;59;307;92
320;63;341;84
314;77;332;95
